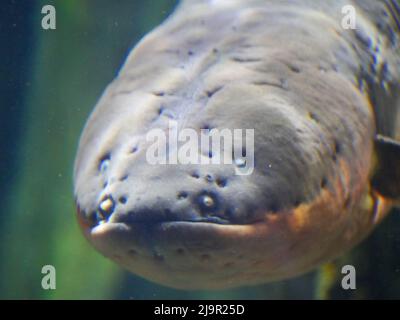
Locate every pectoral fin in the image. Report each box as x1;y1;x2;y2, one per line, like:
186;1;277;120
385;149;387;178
372;134;400;203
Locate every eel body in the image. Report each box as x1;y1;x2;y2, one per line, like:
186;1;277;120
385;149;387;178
74;0;400;289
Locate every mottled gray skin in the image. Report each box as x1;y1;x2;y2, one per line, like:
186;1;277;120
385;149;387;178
74;0;400;289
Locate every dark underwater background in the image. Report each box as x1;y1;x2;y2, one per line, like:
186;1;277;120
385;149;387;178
1;0;399;299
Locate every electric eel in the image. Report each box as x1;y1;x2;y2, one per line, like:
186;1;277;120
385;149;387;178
73;0;400;289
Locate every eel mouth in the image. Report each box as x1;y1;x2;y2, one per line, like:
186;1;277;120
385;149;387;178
75;185;270;235
113;213;236;226
89;219;266;240
76;199;271;240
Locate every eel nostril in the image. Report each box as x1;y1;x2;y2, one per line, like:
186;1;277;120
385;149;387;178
216;177;227;188
197;191;218;213
119;196;128;204
177;191;188;200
